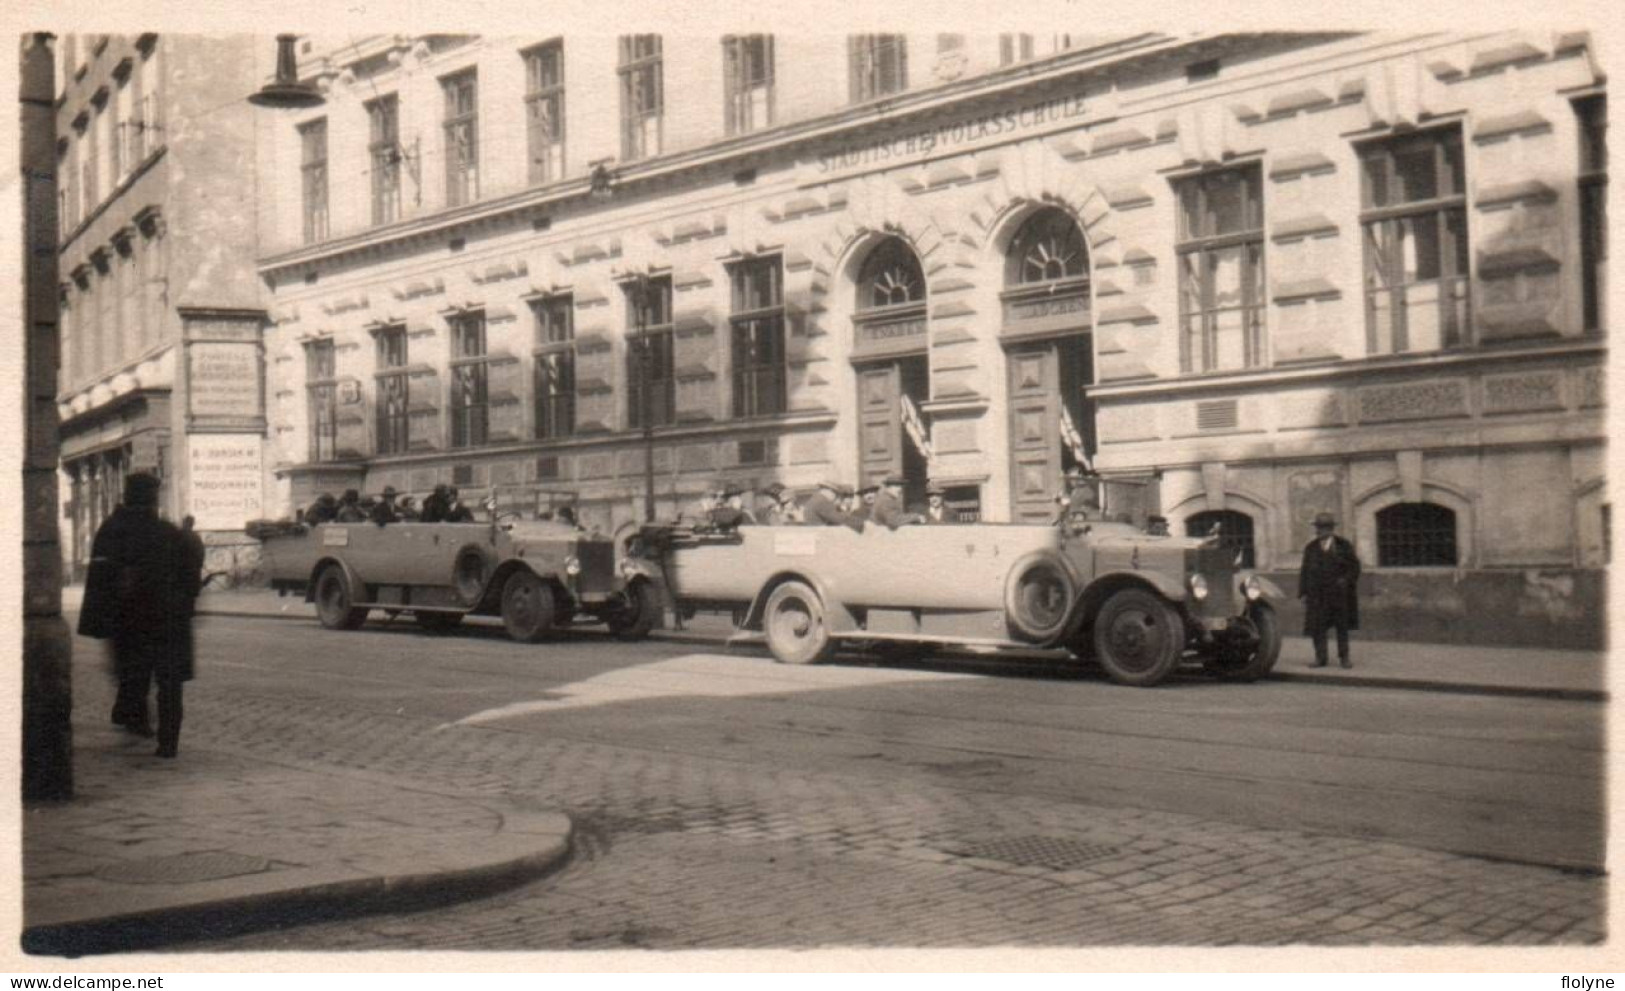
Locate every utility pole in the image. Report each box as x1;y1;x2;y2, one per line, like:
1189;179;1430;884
20;32;73;800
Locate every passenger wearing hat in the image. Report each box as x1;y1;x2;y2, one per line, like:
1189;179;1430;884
707;483;754;531
443;486;476;523
801;480;864;531
917;483;953;525
306;492;339;524
370;485;402;525
871;475;923;529
420;483;451;523
334;488;367;523
1053;466;1101;525
1145;514;1170;537
851;484;879;524
1298;511;1361;669
754;482;789;526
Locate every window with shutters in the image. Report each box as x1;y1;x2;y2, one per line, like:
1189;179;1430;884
1360;127;1469;353
299;118;329;243
442;70;479;207
84;105;100;210
532;294;576;440
1376;502;1458;567
1176;164;1265;373
624;276;675;429
1576;96;1607;333
849;35;907;102
306;339;338;463
524;42;565;185
723;35;774;136
730;257;787;418
618;36;662;162
367;95;401;226
375;326;410;455
1185;510;1256;568
449;310;489;448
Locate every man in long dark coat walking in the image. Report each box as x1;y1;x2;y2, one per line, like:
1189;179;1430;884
78;473;199;757
1298;511;1361;668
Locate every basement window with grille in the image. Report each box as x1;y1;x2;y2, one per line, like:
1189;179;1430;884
536;455;560;480
736;438;774;466
452;464;474;486
1196;399;1239;431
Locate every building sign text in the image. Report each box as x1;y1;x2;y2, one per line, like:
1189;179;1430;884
188;434;264;530
188;342;262;420
815;93;1089;175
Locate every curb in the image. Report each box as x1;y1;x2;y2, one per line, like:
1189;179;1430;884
1270;669;1606;702
22;811;573;957
185;605;1604;703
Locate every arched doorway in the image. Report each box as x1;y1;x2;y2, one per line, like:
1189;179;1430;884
1000;208;1094;522
850;237;930;507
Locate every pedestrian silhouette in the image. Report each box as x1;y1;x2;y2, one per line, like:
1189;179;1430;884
78;473;199;758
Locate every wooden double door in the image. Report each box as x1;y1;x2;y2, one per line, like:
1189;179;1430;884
855;355;930;509
1007;334;1094;523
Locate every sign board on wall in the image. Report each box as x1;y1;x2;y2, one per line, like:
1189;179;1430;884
188;342;263;420
188;434;264;530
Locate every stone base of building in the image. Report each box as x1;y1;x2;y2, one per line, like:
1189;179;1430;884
1262;568;1607;651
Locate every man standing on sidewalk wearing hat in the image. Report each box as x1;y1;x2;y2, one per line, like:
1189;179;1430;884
78;473;198;758
1299;512;1362;668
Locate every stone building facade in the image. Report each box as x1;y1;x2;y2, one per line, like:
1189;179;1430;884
55;33;270;581
257;31;1608;646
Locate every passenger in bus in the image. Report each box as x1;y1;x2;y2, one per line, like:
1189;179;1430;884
370;486;401;525
397;495;421;521
443;486;476;523
802;481;864;531
334;489;367;523
707;484;754;530
420;484;451;523
917;484;953;525
557;505;583;531
1145;514;1171;536
755;482;790;525
1052;468;1101;526
851;485;879;524
306;492;339;524
871;476;924;530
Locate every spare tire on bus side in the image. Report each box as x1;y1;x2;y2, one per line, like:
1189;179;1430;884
453;544;493;608
1003;551;1077;643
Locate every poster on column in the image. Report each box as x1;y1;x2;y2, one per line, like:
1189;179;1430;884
188;434;264;530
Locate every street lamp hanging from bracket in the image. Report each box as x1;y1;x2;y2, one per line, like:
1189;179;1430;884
249;34;325;110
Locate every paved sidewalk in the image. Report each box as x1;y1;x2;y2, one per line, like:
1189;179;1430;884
22;684;572;957
61;585;1608;701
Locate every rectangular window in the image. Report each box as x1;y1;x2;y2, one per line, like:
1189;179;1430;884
1360;127;1469;353
849;35;907;102
367;95;402;226
723;35;774;136
531;294;576;440
299;118;329;243
999;34;1035;66
306;339;338;463
442;70;479;207
624;276;675;429
1577;95;1607;333
619;35;663;162
1175;164;1266;373
130;65;145;162
524;42;565;185
449;310;489;448
729;257;788;418
375;326;411;455
138;43;161;158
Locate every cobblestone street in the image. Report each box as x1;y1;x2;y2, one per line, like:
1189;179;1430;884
126;628;1604;951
